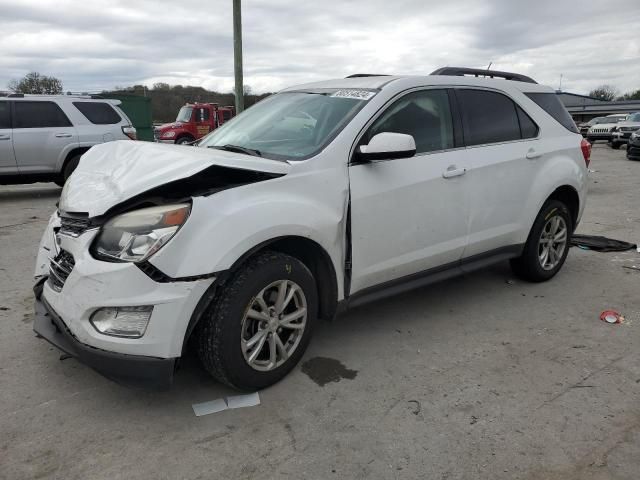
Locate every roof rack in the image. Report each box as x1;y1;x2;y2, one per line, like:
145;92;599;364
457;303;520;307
345;74;390;78
430;67;537;84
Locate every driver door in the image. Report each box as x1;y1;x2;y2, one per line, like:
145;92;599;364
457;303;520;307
348;89;469;293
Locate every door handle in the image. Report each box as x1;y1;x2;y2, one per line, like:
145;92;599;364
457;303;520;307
55;133;73;138
442;166;466;178
526;148;543;159
0;134;10;140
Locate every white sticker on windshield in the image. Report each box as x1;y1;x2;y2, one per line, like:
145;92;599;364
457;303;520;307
330;89;376;100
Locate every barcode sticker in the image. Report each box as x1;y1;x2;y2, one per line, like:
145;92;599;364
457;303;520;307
330;89;376;100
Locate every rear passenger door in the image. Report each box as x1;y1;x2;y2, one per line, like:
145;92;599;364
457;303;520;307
0;101;17;174
453;88;540;260
12;101;78;173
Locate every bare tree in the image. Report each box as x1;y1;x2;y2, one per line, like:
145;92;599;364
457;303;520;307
588;84;619;102
8;72;64;94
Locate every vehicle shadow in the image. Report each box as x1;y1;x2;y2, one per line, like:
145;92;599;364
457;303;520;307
0;184;61;202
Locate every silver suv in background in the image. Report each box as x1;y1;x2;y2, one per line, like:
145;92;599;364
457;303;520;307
0;94;136;186
611;112;640;149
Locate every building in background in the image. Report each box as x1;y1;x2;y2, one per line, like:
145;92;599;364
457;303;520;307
557;92;640;123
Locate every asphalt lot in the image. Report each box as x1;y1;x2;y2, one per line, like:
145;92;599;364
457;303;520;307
1;144;639;480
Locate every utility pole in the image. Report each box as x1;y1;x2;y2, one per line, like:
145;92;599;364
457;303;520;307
233;0;244;113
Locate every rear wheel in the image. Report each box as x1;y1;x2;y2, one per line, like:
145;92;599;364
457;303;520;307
55;154;82;186
510;200;572;282
196;251;317;390
610;141;621;150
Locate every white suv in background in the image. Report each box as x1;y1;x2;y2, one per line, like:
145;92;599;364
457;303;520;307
0;94;136;186
34;68;590;390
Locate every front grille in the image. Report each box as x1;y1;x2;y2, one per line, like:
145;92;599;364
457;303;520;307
591;127;612;134
48;250;75;292
59;215;91;237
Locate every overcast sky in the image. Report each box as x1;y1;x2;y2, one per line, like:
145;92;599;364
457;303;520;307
1;0;638;95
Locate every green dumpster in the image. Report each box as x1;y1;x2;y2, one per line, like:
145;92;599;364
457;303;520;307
103;94;154;142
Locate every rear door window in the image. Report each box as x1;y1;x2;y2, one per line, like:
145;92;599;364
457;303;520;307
525;93;579;133
14;101;72;128
73;102;122;124
456;89;521;146
0;102;10;129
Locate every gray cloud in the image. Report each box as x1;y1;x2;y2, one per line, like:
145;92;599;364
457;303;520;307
0;0;638;95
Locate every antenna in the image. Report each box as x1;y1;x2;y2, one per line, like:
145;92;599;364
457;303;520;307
487;62;492;70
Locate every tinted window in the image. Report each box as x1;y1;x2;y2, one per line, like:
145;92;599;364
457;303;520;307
525;93;579;133
457;89;521;146
14;101;72;128
222;110;232;121
516;106;539;138
0;102;10;129
199;108;210;121
366;89;454;154
73;102;121;124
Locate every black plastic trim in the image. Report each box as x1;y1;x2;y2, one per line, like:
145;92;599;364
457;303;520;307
343;244;524;310
34;296;176;389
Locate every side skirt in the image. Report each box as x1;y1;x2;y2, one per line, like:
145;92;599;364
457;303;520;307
340;244;524;311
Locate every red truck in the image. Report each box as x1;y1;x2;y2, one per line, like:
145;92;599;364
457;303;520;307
154;103;235;144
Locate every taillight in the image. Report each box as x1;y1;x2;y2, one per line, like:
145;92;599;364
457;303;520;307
122;126;137;140
581;138;591;167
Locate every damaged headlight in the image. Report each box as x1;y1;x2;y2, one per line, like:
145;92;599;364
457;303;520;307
92;203;190;262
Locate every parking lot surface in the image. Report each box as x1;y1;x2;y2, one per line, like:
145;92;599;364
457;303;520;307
1;144;639;480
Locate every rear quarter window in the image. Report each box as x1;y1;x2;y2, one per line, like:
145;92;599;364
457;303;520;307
73;101;122;125
525;93;579;133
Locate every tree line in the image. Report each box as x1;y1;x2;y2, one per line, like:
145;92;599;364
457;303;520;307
5;72;640;119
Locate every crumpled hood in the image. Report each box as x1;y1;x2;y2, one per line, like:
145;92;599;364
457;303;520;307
59;140;290;217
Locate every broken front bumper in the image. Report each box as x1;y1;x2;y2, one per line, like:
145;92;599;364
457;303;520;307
34;290;176;389
33;212;216;387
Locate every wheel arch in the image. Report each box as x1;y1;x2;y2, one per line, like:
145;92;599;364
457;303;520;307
181;235;339;354
59;146;92;174
546;185;580;231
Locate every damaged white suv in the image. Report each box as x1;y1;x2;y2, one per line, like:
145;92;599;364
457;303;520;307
34;68;590;390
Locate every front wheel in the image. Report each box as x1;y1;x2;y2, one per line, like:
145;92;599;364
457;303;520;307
610;142;621;150
196;251;317;390
510;200;572;282
176;136;194;145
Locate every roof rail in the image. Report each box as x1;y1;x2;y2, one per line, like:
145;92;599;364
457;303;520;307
430;67;537;84
345;74;390;78
8;93;25;98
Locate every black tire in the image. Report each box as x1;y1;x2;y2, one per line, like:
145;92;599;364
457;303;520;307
510;200;573;282
59;154;81;185
176;136;194;145
610;142;621;150
587;137;595;144
196;251;317;390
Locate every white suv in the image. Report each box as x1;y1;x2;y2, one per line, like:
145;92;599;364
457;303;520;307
33;68;590;390
0;94;136;186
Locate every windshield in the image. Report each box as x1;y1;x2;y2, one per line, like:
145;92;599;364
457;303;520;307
198;90;375;160
176;106;193;123
588;117;606;125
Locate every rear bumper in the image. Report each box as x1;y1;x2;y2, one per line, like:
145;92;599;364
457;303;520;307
34;291;176;389
627;142;640;160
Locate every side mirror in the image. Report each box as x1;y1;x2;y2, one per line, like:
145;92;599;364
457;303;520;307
356;132;416;162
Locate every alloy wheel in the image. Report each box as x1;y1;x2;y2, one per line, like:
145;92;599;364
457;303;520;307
537;215;568;271
240;280;307;371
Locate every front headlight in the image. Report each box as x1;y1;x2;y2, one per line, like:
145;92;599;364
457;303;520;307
92;203;190;262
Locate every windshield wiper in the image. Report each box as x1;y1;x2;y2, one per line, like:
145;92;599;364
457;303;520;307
209;144;262;157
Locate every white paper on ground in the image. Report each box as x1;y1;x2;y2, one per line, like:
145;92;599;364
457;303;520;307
192;398;228;417
226;392;261;409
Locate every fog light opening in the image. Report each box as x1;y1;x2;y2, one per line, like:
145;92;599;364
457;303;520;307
90;306;153;338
